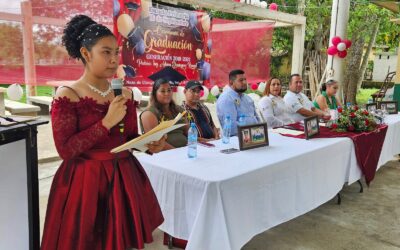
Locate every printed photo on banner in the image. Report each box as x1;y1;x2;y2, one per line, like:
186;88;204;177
378;101;398;114
304;116;320;139
238;123;269;150
114;1;211;89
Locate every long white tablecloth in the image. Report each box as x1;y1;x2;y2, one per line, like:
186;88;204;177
138;114;400;250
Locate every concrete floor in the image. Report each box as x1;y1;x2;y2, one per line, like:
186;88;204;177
37;118;400;250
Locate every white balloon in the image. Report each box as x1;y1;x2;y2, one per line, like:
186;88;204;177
257;82;266;92
132;87;142;103
260;1;268;8
117;14;135;38
223;85;230;92
200;86;209;101
210;85;220;96
337;42;347;52
240;0;245;3
7;83;23;101
201;14;211;33
247;93;261;104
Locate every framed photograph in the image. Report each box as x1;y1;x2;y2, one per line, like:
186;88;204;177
378;101;398;114
304;116;320;140
238;123;269;150
365;102;378;113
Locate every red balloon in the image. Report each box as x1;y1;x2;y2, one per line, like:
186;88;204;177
343;39;352;48
331;36;342;46
251;83;258;90
200;90;205;97
337;50;347;58
327;46;338;56
269;3;278;11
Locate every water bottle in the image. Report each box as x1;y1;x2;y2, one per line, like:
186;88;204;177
238;114;246;127
222;115;232;144
187;122;198;158
346;102;351;109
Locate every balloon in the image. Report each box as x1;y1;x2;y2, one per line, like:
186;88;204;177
260;1;268;8
201;62;211;80
117;64;126;79
223;85;230;92
337;42;346;52
7;83;23;101
251;83;258;90
140;0;151;19
248;93;261;104
117;14;135;38
257;82;266;92
128;27;144;45
132;87;142;103
189;13;198;28
200;86;209;101
337;50;347;58
113;0;120;17
269;3;278;11
252;0;261;7
327;46;338;56
343;39;352;48
207;39;212;53
331;36;342;46
210;85;220;96
176;86;185;104
136;39;145;55
201;14;211;33
196;49;203;60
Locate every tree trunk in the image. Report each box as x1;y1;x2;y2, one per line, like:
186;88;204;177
356;20;380;90
343;36;364;104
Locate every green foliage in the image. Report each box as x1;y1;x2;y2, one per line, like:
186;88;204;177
335;105;377;132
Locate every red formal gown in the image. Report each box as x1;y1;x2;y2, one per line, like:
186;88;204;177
41;96;164;250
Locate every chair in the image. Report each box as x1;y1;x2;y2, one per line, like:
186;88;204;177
371;71;396;102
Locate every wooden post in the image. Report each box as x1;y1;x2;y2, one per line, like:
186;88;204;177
21;1;37;99
392;41;400;110
291;24;306;75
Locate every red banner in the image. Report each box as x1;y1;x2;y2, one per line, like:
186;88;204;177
114;1;210;91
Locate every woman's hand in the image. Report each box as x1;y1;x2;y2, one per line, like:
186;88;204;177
146;135;167;154
102;96;127;130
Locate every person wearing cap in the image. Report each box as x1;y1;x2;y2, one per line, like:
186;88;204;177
216;69;259;136
284;74;331;122
182;80;219;141
314;79;342;111
140;78;188;150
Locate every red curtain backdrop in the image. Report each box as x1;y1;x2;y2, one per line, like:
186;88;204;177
210;19;274;87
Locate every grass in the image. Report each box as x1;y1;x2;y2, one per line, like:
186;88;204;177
356;88;379;105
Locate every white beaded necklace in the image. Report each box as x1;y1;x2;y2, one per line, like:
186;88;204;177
88;83;112;98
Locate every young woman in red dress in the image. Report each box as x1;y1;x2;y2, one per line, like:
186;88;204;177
41;15;164;250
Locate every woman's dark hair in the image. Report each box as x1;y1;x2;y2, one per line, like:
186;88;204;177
263;77;281;97
149;78;180;116
62;15;114;64
321;79;337;92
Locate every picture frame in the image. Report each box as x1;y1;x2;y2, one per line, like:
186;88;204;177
238;123;269;151
365;102;378;113
304;116;320;140
378;101;398;114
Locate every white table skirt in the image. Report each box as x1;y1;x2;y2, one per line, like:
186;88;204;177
138;114;400;250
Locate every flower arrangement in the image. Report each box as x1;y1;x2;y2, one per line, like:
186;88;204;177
332;105;378;132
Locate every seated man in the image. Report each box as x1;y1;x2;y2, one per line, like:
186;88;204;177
217;69;259;136
182;80;219;142
284;74;330;122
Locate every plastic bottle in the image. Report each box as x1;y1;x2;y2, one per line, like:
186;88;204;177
222;115;232;144
187;122;198;158
238;113;246;127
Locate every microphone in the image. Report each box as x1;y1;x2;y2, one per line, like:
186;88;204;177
111;78;124;133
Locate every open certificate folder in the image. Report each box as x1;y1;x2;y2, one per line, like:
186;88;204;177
111;111;186;153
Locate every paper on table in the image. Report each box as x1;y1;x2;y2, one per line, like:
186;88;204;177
111;111;186;153
271;128;304;136
0;115;39;127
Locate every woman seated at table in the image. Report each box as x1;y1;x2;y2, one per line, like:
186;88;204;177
258;77;293;128
314;79;342;111
140;78;188;150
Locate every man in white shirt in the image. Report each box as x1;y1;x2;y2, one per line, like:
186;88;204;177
284;74;330;122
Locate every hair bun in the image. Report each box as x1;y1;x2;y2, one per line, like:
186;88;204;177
62;15;97;59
